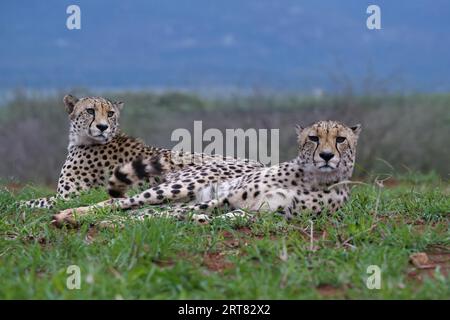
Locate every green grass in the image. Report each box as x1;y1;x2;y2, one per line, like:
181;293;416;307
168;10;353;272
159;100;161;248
0;177;449;299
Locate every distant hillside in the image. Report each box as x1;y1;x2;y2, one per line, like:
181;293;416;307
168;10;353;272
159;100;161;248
1;0;450;92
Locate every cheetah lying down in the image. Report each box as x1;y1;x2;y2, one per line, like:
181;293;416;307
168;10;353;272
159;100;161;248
20;94;262;210
53;121;361;226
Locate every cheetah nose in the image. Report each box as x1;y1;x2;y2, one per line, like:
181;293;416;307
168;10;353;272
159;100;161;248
319;152;334;162
96;124;109;132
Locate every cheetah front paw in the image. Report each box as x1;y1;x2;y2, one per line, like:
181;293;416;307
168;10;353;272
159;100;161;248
51;205;92;228
51;208;79;228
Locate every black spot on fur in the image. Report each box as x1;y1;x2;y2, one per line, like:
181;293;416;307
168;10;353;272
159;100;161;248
108;188;123;198
242;191;248;200
132;158;148;179
276;192;286;199
149;156;163;175
114;167;133;185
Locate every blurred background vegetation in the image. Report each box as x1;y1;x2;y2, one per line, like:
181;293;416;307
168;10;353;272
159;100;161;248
0;90;448;187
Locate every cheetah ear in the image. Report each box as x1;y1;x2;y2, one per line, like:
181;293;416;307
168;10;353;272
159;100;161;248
63;94;78;114
350;124;362;136
295;124;304;136
114;101;124;110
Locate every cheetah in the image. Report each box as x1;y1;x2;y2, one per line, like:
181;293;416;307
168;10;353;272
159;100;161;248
53;120;361;225
22;94;263;210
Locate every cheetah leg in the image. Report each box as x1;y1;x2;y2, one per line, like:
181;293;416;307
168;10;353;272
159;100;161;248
213;209;252;222
51;198;120;227
128;206;250;225
126;204;188;221
80;204;250;227
126;204;215;225
72;202;207;228
162;198;227;223
52;180;198;227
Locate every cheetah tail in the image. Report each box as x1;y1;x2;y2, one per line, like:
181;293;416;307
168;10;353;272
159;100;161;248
107;156;164;198
19;196;57;210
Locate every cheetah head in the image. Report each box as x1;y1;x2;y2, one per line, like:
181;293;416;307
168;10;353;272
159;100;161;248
296;120;361;183
64;95;124;147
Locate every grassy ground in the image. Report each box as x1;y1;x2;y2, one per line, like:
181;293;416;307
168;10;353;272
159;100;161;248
0;175;448;299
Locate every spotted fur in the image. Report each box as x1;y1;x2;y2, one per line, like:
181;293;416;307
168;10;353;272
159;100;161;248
22;94;262;210
133;120;362;220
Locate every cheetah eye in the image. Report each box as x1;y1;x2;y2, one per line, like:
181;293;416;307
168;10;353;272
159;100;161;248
86;108;95;115
308;136;319;143
336;137;346;143
107;111;115;117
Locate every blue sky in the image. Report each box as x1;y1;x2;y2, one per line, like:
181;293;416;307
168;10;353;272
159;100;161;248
1;0;449;93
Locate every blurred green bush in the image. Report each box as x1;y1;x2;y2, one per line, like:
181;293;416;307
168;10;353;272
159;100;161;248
0;89;448;186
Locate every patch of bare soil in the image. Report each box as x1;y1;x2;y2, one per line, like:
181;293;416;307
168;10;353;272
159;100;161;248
219;226;280;252
222;227;251;238
203;252;234;272
382;178;400;188
152;252;193;268
5;182;25;193
410;219;449;235
407;245;450;282
316;284;348;298
234;226;280;240
220;227;252;249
